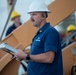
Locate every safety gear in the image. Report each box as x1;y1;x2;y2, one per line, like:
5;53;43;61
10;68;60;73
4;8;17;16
11;11;20;20
67;24;76;32
28;1;50;13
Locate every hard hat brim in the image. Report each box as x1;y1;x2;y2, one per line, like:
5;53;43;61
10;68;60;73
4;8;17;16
27;10;51;14
11;15;21;21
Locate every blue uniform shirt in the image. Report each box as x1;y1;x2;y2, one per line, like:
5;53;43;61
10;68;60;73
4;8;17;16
27;23;63;75
6;23;22;36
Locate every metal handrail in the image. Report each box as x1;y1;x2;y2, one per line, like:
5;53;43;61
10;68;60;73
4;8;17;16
61;31;76;47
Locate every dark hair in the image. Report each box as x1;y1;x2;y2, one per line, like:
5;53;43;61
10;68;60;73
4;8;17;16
42;12;48;18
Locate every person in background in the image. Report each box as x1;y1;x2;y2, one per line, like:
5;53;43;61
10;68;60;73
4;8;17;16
5;11;27;75
66;24;76;45
13;1;63;75
6;11;22;36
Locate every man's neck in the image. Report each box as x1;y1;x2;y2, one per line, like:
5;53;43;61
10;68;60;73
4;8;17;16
14;22;20;27
37;20;46;29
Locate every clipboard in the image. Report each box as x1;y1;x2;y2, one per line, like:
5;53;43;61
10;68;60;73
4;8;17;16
0;42;18;54
0;42;28;67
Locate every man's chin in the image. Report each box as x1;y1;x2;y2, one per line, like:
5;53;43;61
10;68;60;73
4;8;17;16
32;23;39;27
32;24;37;27
33;25;37;27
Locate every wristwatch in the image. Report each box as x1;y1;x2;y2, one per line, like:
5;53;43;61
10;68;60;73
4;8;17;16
26;54;30;60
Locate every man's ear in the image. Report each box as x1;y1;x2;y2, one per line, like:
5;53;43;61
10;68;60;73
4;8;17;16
42;13;46;19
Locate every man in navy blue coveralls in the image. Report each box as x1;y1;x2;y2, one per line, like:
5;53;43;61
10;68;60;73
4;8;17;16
13;1;63;75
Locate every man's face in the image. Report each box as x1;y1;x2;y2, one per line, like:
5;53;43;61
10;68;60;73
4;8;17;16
14;16;20;24
68;31;73;35
29;12;44;27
